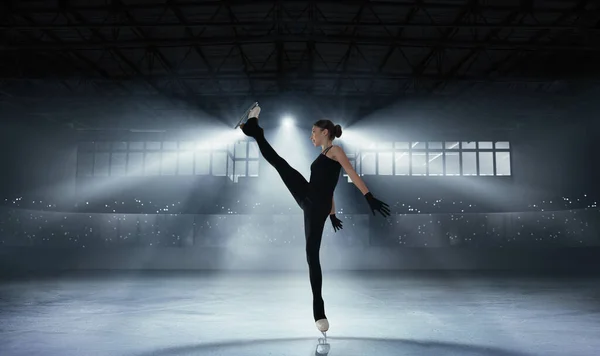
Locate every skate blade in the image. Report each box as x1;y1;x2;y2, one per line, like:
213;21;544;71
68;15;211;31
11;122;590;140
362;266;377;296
316;338;330;355
234;114;247;129
234;116;246;129
234;102;259;129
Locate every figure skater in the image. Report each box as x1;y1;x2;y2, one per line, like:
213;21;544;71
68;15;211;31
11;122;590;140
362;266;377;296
239;105;391;335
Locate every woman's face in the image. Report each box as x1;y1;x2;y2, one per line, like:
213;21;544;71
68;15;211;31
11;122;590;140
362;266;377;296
310;126;328;147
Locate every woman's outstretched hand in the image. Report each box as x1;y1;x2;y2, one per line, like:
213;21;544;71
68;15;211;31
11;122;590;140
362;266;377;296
364;192;391;217
329;214;343;232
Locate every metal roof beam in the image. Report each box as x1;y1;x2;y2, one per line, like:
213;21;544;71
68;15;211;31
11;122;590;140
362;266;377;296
6;1;596;16
3;35;596;51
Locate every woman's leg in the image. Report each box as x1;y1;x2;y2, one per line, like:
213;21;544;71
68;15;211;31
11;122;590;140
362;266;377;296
304;208;329;321
245;118;310;208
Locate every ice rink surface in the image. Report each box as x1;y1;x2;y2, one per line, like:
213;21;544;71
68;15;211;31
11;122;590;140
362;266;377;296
1;270;599;356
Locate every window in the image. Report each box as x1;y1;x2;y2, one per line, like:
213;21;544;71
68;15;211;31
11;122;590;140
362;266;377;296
347;141;513;177
195;152;210;175
344;140;511;177
378;152;393;175
146;141;161;150
211;152;227;176
478;152;494;176
178;151;194;175
227;155;234;181
361;152;376;175
428;142;443;150
180;141;195;150
110;153;127;176
129;142;144;150
494;142;511;176
496;152;511;175
495;141;510;149
428;152;443;176
462;152;477;176
76;140;244;180
145;152;160;175
231;140;261;182
77;153;93;176
462;141;476;149
411;152;427;176
127;152;143;175
112;142;127;151
79;142;95;151
445;141;459;150
162;141;177;150
96;142;110;150
234;160;246;178
76;138;511;180
161;152;177;175
235;141;247;159
445;151;460;176
248;142;259;158
479;141;493;149
248;161;259;177
94;153;110;176
394;151;409;175
342;151;357;182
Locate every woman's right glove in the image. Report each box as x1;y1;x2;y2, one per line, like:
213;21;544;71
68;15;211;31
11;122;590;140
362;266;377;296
329;214;343;233
364;192;391;217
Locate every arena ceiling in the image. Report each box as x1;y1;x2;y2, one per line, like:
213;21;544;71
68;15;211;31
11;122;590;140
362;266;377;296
0;0;599;129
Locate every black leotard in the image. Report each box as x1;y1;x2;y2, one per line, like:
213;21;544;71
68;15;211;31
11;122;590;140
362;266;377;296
308;146;342;205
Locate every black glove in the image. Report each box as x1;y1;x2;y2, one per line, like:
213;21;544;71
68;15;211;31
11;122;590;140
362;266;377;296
329;214;343;232
364;192;391;217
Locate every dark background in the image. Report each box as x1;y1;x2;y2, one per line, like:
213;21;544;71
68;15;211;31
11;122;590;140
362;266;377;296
1;0;599;271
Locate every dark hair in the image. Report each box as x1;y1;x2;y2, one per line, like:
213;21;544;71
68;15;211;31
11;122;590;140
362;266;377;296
313;119;342;140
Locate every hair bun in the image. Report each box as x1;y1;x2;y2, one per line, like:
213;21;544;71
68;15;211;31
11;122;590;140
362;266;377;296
334;124;342;138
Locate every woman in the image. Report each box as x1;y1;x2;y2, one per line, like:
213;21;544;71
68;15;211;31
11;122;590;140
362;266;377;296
240;106;391;334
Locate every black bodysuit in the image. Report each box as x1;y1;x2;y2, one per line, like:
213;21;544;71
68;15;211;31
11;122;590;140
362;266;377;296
252;131;341;322
309;148;343;205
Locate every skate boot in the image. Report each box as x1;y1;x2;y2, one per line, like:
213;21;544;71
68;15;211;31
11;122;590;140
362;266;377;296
234;102;258;129
315;318;329;337
240;107;264;138
314;298;328;337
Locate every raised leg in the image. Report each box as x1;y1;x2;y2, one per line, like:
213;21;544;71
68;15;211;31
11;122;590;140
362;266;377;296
244;117;310;209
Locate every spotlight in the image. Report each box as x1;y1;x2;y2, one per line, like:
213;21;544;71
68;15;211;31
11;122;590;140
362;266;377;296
282;116;294;127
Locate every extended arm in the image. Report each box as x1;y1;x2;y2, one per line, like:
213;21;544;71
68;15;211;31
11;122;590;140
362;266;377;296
332;146;391;217
330;197;335;215
331;146;369;194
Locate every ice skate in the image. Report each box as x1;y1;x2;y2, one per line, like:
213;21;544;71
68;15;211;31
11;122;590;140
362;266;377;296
239;106;263;138
234;102;259;129
315;318;329;337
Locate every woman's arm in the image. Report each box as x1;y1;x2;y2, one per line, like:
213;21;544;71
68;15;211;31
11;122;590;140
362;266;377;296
330;197;335;215
331;146;369;195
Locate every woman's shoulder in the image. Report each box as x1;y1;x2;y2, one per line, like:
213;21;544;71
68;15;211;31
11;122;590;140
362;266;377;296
331;145;345;154
329;145;347;161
